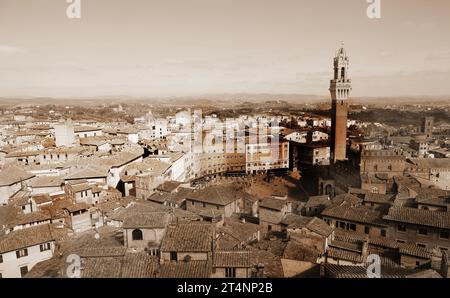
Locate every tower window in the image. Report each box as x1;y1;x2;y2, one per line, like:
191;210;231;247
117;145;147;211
132;229;143;241
341;67;345;80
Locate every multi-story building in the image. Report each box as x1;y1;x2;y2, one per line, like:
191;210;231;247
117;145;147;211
329;43;351;163
0;224;55;278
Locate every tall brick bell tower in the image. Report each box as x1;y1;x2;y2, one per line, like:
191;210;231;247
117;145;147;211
329;43;351;163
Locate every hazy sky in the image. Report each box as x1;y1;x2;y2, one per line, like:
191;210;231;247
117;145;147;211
1;0;450;98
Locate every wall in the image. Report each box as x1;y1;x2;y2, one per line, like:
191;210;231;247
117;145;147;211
211;267;249;278
0;242;54;278
124;228;166;250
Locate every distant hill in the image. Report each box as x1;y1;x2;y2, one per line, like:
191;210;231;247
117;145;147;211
1;94;449;106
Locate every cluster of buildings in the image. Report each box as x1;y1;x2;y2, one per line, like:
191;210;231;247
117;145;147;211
0;45;449;278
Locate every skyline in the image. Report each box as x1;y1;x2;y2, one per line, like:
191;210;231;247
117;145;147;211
1;0;450;98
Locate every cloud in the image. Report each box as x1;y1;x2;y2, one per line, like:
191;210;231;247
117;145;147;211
0;45;25;55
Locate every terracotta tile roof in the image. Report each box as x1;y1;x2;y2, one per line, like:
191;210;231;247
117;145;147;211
0;224;55;254
156;181;182;193
123;212;169;229
0;205;19;230
32;194;53;205
148;187;193;205
100;149;143;168
332;193;363;206
80;248;159;278
321;201;386;226
120;157;169;181
364;193;396;204
415;189;450;207
160;223;214;252
282;241;321;262
121;253;159;278
330;239;363;253
280;214;310;228
248;247;284;278
323;263;436;278
65;202;90;213
305;195;331;208
383;207;450;229
9;190;31;206
13;211;51;225
326;247;364;263
0;166;35;186
218;218;261;244
305;217;333;237
29;176;63;188
65;165;109;180
406;269;443;278
281;214;332;237
159;260;211;278
186;184;246;206
398;243;433;259
259;197;288;211
334;229;397;249
213;250;252;268
81;257;123;278
74;126;101;133
69;183;92;193
80;247;127;257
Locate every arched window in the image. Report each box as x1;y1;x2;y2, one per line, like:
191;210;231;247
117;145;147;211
132;229;143;241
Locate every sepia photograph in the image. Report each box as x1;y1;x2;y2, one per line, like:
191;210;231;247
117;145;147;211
0;0;449;292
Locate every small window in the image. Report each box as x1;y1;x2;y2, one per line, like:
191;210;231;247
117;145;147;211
418;228;428;236
380;229;386;237
364;226;370;234
16;249;28;259
397;225;407;232
170;252;177;262
415;261;420;266
225;267;236;278
40;243;51;252
0;254;3;263
132;229;143;241
440;231;449;240
202;202;206;208
20;266;28;277
349;223;356;231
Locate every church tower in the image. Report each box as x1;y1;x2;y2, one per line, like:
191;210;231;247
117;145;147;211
329;43;351;163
